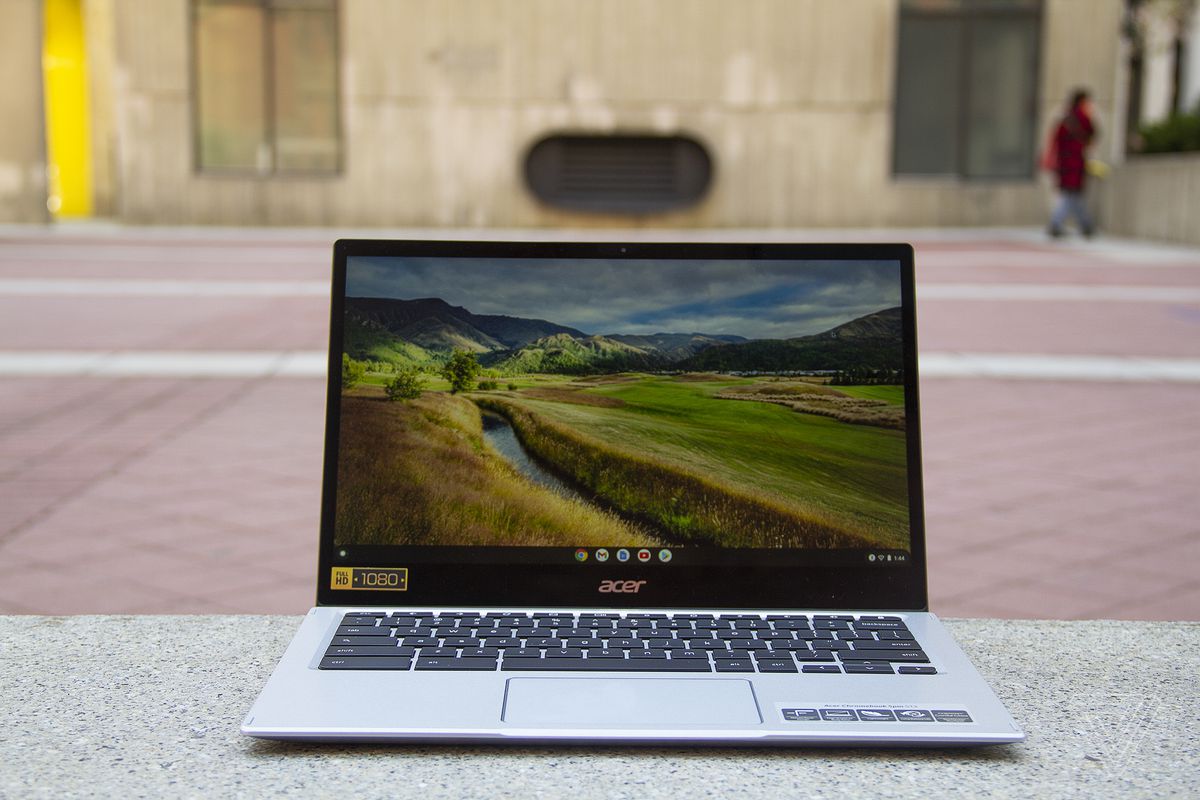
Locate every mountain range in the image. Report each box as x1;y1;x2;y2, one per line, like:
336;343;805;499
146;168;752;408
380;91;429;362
344;296;901;375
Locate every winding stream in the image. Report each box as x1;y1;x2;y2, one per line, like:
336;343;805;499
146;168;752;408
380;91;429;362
479;412;588;501
478;409;680;544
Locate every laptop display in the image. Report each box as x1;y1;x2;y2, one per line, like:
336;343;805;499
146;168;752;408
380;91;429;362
318;243;925;609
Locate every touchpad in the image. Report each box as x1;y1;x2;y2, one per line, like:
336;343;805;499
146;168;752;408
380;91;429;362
502;678;762;727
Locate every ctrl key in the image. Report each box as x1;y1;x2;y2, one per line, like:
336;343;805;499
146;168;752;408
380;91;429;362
319;656;413;670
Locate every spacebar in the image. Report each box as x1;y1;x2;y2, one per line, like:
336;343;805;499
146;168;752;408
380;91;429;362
502;658;712;672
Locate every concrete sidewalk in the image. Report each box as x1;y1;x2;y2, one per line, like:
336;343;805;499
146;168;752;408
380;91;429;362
0;227;1197;617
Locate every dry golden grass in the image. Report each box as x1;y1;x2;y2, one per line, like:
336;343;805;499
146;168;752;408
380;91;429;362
672;372;728;382
334;387;657;547
517;387;627;407
716;383;905;430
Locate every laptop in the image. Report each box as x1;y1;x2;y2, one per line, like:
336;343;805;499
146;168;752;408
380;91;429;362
242;240;1024;745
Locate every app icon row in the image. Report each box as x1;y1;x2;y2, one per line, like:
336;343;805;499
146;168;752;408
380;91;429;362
575;548;672;563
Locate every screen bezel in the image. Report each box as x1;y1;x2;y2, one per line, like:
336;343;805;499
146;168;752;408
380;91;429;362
316;240;927;610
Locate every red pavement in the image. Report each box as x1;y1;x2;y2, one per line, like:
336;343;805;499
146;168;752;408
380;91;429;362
1;227;1198;618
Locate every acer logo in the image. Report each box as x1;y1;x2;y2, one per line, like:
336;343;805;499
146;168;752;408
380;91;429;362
598;579;647;594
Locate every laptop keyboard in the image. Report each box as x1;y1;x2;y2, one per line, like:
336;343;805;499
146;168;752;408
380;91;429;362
320;612;935;675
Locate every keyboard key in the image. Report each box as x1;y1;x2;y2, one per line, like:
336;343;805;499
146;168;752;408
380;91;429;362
873;630;915;641
483;638;523;648
629;650;668;660
545;648;585;658
340;616;381;627
421;647;461;657
324;645;416;657
853;620;908;630
732;619;768;630
335;626;391;637
503;647;543;658
714;659;755;672
461;647;501;658
846;640;921;650
401;637;440;647
689;640;729;651
770;621;811;631
756;658;798;673
474;628;511;639
320;656;412;670
898;666;938;675
840;650;928;663
607;638;643;649
331;636;401;647
588;649;627;659
415;657;497;671
501;658;712;672
441;637;477;647
813;620;851;630
842;662;895;674
525;637;561;649
792;650;836;662
393;627;434;637
802;665;842;674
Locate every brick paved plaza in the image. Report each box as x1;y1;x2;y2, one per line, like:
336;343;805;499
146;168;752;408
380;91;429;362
0;227;1197;618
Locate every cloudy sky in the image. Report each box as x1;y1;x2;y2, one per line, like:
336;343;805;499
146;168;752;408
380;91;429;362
346;257;902;340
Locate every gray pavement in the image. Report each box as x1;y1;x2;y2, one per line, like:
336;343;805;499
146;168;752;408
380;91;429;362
5;616;1198;797
0;226;1197;617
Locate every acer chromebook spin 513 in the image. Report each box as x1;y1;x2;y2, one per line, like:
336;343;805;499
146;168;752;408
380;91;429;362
242;240;1024;745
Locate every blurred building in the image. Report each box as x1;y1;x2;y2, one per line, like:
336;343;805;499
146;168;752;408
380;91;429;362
1;0;1130;228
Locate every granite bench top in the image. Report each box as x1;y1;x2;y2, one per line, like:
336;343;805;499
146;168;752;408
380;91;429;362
2;616;1197;798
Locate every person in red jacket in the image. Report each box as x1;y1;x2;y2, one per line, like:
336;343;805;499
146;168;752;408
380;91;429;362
1047;89;1097;238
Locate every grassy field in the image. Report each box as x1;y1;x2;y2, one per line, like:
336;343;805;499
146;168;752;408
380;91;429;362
474;375;910;549
333;387;658;547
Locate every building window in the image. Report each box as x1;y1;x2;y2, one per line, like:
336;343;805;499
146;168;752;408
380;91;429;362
193;0;340;174
893;0;1042;179
524;134;713;214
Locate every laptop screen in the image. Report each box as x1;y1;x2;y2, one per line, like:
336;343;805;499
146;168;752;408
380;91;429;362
319;242;926;609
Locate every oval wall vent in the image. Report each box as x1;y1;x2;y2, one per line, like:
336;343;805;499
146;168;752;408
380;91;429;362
524;133;713;214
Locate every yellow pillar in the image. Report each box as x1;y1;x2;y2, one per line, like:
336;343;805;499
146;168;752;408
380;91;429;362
43;0;93;218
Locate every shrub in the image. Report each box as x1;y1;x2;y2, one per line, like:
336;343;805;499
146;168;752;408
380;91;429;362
507;383;518;391
477;379;500;391
385;368;425;401
1138;104;1200;154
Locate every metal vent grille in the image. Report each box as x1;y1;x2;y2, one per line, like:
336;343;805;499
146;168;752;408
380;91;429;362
524;134;713;214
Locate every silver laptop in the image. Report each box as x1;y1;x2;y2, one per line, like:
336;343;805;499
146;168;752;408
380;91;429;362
242;240;1024;745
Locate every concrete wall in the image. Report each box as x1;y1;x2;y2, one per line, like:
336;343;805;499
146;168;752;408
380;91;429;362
0;0;49;223
103;0;1123;228
1103;153;1200;245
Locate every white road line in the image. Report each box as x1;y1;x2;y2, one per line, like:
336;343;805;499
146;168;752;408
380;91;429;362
0;278;328;296
0;351;328;378
919;353;1200;382
918;284;1200;303
2;278;1198;303
1;351;1199;382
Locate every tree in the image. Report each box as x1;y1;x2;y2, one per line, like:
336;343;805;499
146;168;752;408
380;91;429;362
341;353;366;390
385;368;425;401
440;350;482;394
